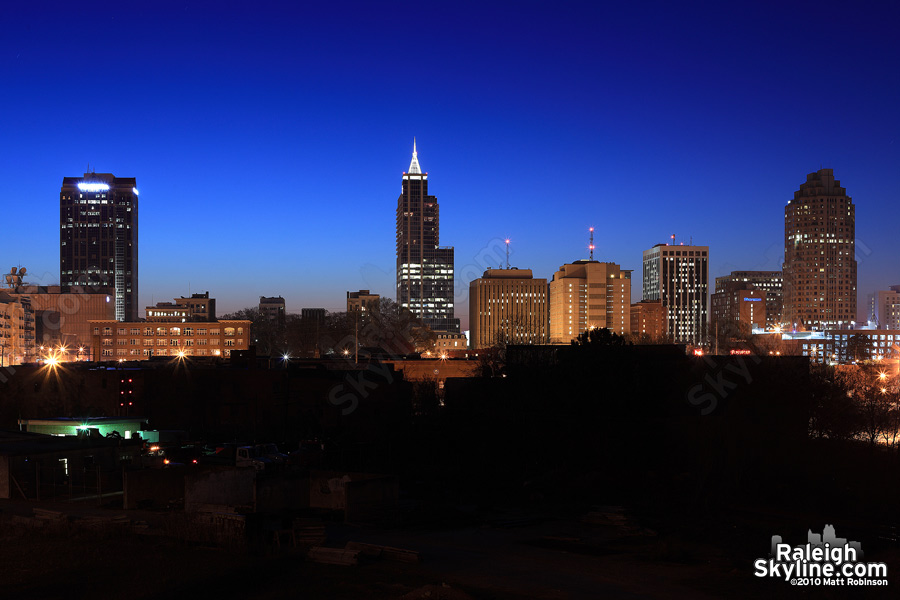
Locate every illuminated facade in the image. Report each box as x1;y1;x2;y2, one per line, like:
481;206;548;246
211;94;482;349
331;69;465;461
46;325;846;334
60;173;139;322
146;292;216;322
711;271;782;335
549;260;631;344
434;332;468;353
629;300;667;340
642;244;709;345
873;286;900;330
89;319;252;360
7;285;114;359
783;169;856;330
396;141;460;333
0;293;29;365
793;329;900;364
469;269;548;349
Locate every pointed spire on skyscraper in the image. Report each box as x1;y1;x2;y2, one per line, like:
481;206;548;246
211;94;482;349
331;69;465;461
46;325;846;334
408;138;422;174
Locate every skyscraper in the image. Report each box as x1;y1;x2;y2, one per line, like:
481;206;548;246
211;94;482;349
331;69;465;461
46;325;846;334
642;244;709;345
60;172;138;322
396;141;460;333
548;260;631;344
469;268;548;349
782;169;856;330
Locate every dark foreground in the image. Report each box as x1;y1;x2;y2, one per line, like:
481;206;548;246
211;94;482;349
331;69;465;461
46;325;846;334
2;499;898;600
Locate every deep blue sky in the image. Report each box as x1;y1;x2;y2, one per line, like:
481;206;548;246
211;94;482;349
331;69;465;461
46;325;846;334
3;1;899;328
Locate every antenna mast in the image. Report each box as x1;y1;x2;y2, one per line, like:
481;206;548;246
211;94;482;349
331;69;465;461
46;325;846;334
671;233;675;246
505;238;510;269
589;227;595;260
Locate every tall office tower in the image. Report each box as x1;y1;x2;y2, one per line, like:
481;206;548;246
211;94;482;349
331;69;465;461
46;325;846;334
395;141;460;333
548;260;631;344
711;271;783;334
874;285;900;330
60;172;138;321
469;268;548;349
783;169;856;330
642;244;709;345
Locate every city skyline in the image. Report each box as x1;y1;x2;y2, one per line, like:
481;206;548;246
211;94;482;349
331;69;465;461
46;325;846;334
2;3;899;327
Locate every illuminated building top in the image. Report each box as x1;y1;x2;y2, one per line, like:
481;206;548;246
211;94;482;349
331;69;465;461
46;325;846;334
407;138;422;175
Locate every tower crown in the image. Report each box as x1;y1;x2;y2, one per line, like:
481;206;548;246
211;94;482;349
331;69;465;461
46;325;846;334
408;138;422;174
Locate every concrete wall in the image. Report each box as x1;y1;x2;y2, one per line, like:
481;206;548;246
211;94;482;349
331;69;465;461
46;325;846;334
185;467;255;512
124;467;185;509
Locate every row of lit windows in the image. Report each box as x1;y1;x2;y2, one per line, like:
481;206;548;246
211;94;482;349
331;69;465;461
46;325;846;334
102;348;228;357
96;326;238;336
102;338;238;347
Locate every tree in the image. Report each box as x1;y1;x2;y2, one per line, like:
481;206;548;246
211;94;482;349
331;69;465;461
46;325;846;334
807;364;859;440
837;364;898;446
624;331;674;345
221;307;286;356
572;327;628;347
845;335;872;362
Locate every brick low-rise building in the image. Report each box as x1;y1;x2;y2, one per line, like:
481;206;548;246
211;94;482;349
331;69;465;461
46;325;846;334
89;319;252;360
629;300;666;341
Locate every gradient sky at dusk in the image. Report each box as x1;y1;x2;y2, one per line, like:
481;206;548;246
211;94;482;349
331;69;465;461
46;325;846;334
2;1;899;329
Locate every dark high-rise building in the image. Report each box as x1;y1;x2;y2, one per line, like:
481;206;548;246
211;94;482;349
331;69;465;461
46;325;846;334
301;308;326;324
783;169;856;330
259;296;286;325
395;141;459;333
642;243;709;345
60;172;138;322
